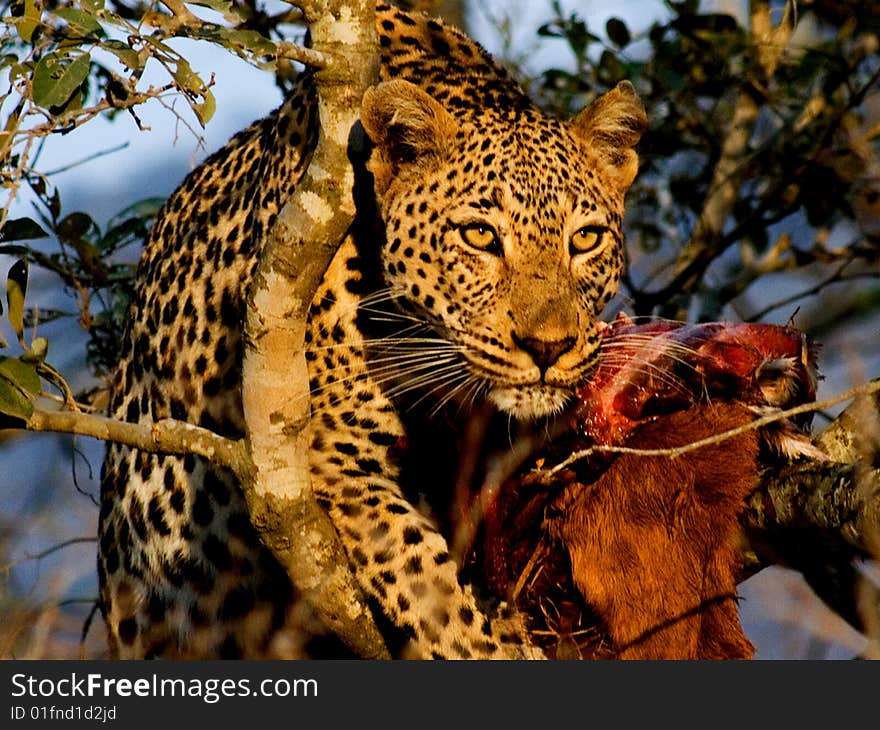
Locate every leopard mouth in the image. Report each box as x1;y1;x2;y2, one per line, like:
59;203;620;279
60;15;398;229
389;321;585;420
458;352;584;420
487;383;574;420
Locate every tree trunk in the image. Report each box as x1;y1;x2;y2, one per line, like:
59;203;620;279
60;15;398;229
239;0;389;660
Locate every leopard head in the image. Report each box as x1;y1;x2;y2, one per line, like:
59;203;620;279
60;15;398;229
360;79;646;420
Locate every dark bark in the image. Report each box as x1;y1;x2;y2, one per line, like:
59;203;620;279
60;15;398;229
743;385;880;634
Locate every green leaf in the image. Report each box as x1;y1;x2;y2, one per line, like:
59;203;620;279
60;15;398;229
172;59;199;92
195;88;216;125
6;258;28;342
48;188;62;221
82;0;105;13
1;54;17;69
606;17;631;48
98;197;164;251
597;49;626;86
99;218;146;252
50;87;85;117
0;99;23;161
170;60;215;124
0;376;34;421
22;336;48;363
111;197;165;223
32;52;92;111
53;7;104;39
212;28;277;57
188;0;239;22
0;356;41;395
9;60;31;84
0;245;33;259
12;0;41;43
101;40;142;71
56;211;97;242
0;217;49;242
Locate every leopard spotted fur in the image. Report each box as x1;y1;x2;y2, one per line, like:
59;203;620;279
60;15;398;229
98;2;646;659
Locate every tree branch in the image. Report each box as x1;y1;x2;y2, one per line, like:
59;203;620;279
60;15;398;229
275;41;331;69
159;0;203;30
23;407;246;474
541;379;880;479
742;384;880;633
653;1;796;299
240;0;388;659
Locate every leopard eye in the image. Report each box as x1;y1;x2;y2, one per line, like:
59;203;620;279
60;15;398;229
459;223;501;255
570;226;607;257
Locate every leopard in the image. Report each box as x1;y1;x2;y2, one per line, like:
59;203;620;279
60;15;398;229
97;1;646;659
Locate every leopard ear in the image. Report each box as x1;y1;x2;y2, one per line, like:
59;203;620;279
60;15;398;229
570;80;647;191
361;79;458;194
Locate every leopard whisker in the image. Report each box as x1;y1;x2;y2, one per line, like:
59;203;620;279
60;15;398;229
305;340;466;376
359;307;428;325
600;339;702;377
382;361;470;402
448;377;485;419
311;288;425;329
302;320;433;354
367;358;463;393
428;373;481;418
306;337;467;363
305;354;460;404
314;353;459;391
601;333;701;364
367;339;470;355
409;370;473;414
306;361;463;418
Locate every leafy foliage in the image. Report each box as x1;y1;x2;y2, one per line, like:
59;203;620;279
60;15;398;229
0;257;48;422
1;180;163;380
527;0;880;325
1;0;305;394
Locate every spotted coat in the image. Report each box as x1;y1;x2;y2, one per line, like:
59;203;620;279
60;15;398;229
98;2;646;659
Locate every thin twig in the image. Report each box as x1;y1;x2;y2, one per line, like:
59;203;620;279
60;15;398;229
747;269;876;322
541;378;880;479
42;143;130;177
0;537;96;576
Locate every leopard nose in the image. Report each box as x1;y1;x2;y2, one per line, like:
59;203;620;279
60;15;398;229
513;333;577;372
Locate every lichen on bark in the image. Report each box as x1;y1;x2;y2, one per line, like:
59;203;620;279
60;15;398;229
239;0;389;660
